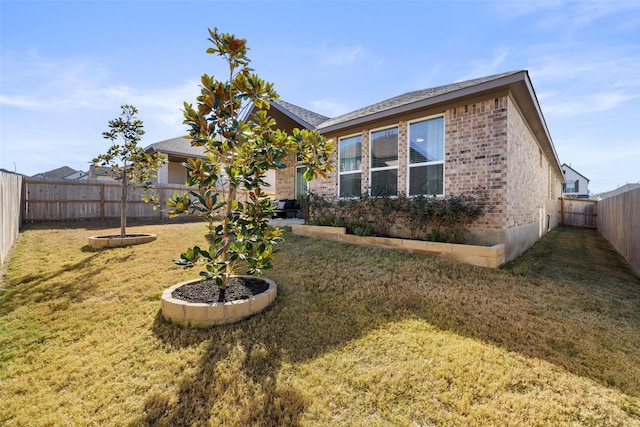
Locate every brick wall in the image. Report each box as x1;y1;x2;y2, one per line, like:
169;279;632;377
397;122;408;192
505;95;561;233
280;92;562;257
275;153;297;200
445;96;509;231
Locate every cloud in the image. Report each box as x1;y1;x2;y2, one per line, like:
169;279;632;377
0;50;202;175
458;48;510;81
496;0;640;32
540;91;638;118
309;99;352;118
527;44;640;120
0;50;199;115
0;51;110;111
316;42;370;66
1;49;200;137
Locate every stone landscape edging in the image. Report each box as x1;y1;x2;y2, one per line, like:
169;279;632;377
161;276;277;327
291;224;505;268
88;233;156;249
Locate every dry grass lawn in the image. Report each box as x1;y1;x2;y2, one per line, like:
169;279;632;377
1;220;639;426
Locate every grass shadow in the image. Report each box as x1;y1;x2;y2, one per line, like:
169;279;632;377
146;304;312;425
0;252;110;315
149;226;640;424
5;221;625;424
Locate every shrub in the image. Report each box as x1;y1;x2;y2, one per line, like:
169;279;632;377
303;187;491;243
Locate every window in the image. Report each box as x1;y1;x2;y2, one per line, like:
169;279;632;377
408;116;444;196
566;180;575;193
370;126;398;196
295;166;308;200
339;134;362;198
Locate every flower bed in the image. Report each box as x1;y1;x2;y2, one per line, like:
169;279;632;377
291;224;505;268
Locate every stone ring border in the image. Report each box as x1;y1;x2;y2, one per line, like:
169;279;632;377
161;276;277;327
88;233;156;249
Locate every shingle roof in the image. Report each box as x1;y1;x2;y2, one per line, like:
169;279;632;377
317;71;523;130
145;136;207;158
596;183;640;200
270;99;330;128
31;166;79;179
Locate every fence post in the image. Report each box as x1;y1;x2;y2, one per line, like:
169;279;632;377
100;183;105;220
159;187;165;220
21;178;26;227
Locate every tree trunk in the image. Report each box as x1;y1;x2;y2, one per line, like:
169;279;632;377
120;167;127;238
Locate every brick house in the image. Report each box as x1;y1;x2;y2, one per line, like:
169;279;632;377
145;136;207;185
145;136;278;194
262;71;563;261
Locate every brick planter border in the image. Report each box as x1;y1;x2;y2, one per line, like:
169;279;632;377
292;224;505;268
161;276;277;327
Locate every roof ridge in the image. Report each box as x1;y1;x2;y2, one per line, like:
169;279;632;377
317;70;525;130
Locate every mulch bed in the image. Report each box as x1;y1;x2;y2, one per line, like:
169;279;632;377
171;276;270;303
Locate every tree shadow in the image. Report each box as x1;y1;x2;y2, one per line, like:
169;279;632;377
139;229;640;424
1;252;114;315
144;303;313;426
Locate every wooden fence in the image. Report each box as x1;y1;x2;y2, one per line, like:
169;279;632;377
1;171;23;265
560;197;597;228
20;179;270;222
22;179;193;221
597;187;640;277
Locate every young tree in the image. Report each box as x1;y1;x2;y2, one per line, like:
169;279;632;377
93;105;167;238
168;28;334;292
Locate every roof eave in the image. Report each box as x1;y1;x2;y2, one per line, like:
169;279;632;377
268;101;316;130
514;72;564;180
317;72;528;134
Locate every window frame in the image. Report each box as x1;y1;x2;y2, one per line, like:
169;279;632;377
406;114;445;197
338;132;363;199
369;124;399;197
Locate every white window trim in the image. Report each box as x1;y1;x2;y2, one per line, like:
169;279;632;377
369;125;399;196
338;133;363;199
406;114;446;197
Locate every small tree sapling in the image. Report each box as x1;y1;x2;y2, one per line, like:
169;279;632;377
167;28;334;292
93;105;167;237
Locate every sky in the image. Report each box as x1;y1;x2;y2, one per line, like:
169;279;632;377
1;0;639;195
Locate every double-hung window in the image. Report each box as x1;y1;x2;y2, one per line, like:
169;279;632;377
370;126;398;196
339;134;362;198
408;116;444;196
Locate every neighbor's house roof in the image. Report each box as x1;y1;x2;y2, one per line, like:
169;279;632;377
145;136;207;159
31;166;80;180
596;183;640;200
272;70;563;179
561;163;590;183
